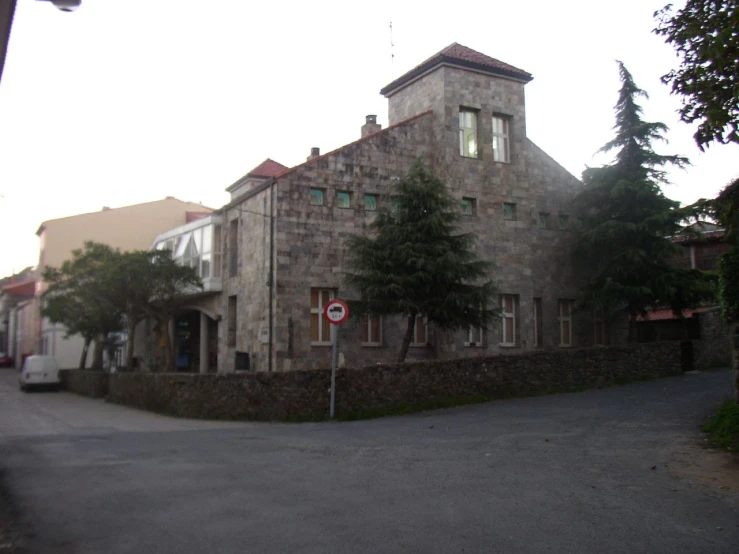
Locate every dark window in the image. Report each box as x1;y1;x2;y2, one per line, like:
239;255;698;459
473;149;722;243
227;295;237;347
503;203;516;220
461;197;477;216
534;298;543;347
336;191;351;208
229;220;238;277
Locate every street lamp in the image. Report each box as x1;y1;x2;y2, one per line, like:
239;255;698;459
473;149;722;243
38;0;81;12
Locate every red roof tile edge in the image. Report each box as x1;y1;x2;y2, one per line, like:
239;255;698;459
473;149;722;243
275;110;433;179
380;42;533;96
248;158;290;178
2;278;35;295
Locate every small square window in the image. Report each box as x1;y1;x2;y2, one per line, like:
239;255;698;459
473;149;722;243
309;188;324;206
461;197;476;216
538;212;550;229
364;194;377;211
503;202;516;220
390;198;400;213
558;215;569;230
336;191;351;209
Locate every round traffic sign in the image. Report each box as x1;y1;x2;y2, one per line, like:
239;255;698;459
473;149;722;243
323;299;349;325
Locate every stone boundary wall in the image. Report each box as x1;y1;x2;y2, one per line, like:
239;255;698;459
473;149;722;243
105;342;683;421
59;370;110;399
695;309;732;368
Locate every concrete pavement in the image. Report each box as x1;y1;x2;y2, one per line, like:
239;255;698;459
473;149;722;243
1;367;738;553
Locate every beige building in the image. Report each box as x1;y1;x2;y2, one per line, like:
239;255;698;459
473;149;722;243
37;197;212;368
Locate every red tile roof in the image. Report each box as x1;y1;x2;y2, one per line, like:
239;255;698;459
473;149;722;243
186;211;211;223
381;43;533;96
275;110;433;179
635;307;713;321
247;159;290;179
1;278;35;297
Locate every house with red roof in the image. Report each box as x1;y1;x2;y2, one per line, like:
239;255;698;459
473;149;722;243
0;267;36;367
140;43;608;373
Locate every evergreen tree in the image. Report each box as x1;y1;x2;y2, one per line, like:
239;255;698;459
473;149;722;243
574;62;712;326
345;160;497;363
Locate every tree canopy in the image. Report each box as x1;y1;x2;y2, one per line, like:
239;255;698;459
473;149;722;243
654;0;739;148
42;242;201;371
574;62;713;320
42;242;124;370
344;160;498;362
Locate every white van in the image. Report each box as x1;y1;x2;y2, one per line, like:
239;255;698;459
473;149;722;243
19;355;60;391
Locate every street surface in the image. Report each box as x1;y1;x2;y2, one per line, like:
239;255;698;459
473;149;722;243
1;367;737;554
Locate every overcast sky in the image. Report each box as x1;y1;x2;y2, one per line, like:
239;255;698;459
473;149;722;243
0;0;736;278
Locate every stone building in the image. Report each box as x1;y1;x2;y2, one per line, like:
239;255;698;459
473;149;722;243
149;43;601;373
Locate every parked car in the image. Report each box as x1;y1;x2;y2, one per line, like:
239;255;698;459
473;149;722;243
0;352;13;367
19;355;60;392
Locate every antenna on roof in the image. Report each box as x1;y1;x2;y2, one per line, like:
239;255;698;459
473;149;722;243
389;21;394;65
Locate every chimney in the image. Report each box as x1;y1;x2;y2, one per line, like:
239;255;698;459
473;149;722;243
306;147;320;161
361;115;381;137
102;206;110;211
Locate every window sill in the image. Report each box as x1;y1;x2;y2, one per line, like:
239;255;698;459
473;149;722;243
499;343;518;348
310;342;333;347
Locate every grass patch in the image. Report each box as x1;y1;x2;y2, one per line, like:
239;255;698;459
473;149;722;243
702;400;739;452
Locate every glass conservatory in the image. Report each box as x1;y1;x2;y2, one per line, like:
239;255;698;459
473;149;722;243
152;214;223;293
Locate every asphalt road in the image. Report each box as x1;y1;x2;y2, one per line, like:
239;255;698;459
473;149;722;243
0;368;737;554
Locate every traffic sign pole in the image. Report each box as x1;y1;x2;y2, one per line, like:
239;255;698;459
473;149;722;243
323;299;349;420
330;324;338;419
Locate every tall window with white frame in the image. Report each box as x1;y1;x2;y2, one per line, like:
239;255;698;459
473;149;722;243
467;324;484;347
459;109;478;158
558;299;573;347
411;315;428;346
310;288;334;345
491;115;510;163
361;314;382;346
212;224;222;278
500;294;517;346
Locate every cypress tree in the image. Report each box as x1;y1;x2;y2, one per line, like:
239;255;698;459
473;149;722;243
345;160;497;362
574;62;712;327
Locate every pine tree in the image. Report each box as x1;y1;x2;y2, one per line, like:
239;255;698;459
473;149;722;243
345;160;498;363
574;62;712;326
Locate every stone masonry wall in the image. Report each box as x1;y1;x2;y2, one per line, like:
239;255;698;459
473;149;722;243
694;308;732;368
271;112;436;372
220;185;274;372
59;369;110;399
106;342;683;421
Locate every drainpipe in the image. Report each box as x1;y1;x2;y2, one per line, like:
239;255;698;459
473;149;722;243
268;178;275;373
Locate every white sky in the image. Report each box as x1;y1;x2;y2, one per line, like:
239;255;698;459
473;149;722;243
1;0;737;278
